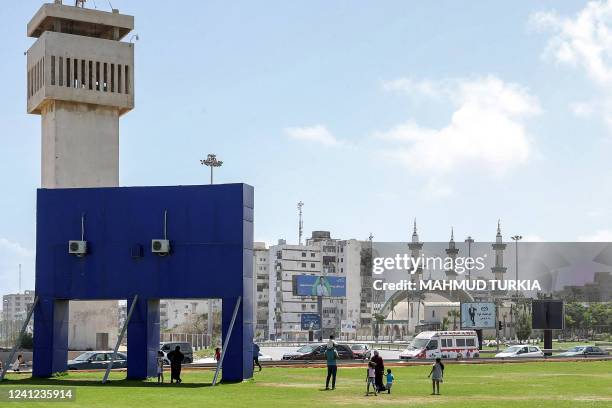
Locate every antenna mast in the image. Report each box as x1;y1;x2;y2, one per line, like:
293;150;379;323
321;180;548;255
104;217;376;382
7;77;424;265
297;201;304;245
19;264;22;293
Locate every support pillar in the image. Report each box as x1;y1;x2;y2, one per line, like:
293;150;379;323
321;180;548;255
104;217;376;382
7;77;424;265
126;298;159;379
33;298;69;377
221;296;253;382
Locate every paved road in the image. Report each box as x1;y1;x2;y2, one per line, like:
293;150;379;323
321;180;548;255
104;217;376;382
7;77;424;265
260;346;401;361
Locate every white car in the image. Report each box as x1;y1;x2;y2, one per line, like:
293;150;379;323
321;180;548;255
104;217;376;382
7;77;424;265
258;352;273;362
495;345;544;358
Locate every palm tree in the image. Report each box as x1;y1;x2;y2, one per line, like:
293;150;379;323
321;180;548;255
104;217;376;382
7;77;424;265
448;309;460;330
373;313;386;342
441;317;450;331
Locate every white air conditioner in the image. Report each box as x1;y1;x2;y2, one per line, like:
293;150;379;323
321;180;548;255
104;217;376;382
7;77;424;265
152;239;170;255
69;240;87;256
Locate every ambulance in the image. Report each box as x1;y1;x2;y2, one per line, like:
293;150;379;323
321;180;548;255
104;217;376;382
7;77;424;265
399;330;479;359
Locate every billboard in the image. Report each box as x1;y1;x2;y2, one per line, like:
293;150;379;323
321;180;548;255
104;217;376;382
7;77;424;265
301;313;321;330
294;275;346;297
341;319;357;333
532;300;564;330
460;302;496;329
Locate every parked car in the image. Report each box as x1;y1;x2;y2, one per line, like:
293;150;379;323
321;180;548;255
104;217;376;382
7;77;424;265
558;346;609;357
258;351;273;362
282;344;354;360
67;351;127;370
160;342;193;364
495;345;544;358
399;330;479;360
350;344;371;360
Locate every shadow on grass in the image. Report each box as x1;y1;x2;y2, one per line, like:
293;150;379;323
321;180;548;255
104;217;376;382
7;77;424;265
1;377;219;388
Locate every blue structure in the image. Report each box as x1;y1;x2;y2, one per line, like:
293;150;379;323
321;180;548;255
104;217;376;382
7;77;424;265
33;184;254;382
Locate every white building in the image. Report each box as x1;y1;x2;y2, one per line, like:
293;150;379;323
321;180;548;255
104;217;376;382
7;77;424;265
2;291;36;322
262;232;366;341
253;242;270;339
119;299;218;331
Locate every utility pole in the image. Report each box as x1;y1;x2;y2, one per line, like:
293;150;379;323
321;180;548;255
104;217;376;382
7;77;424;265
200;154;223;185
200;155;223;345
18;264;22;293
465;236;474;282
511;235;522;339
369;233;374;339
297;202;304;245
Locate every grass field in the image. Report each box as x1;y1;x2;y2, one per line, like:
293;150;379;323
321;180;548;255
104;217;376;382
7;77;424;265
1;360;610;407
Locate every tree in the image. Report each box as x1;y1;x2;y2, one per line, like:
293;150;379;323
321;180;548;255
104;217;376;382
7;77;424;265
441;317;450;331
373;313;385;341
516;312;532;342
447;309;460;330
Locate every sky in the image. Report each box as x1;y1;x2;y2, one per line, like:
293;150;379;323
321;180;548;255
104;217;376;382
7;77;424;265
1;0;612;296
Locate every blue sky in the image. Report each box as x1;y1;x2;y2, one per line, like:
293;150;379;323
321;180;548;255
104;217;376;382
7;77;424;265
1;1;612;296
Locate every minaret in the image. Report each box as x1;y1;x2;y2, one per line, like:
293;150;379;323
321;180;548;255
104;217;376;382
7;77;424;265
27;1;134;188
445;227;459;279
491;220;507;281
27;1;134;349
408;219;423;281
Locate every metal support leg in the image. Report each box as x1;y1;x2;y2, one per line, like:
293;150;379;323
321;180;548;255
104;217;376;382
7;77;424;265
212;296;241;386
103;294;138;384
1;296;38;382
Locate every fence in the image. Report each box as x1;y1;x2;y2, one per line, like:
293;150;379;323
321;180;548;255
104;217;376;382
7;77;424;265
160;333;212;350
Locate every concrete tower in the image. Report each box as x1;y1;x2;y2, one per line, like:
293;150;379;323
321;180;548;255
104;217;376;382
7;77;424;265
445;227;459;279
27;1;134;349
491;220;507;281
408;219;423;281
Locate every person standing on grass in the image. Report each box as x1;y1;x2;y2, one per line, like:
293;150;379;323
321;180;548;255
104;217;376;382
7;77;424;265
324;343;339;390
167;345;184;384
214;347;221;363
427;357;444;395
385;368;394;394
253;341;262;372
365;361;377;396
157;351;165;384
370;350;385;392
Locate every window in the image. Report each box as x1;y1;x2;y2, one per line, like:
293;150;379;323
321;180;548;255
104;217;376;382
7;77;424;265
311;253;315;257
466;339;475;347
456;338;466;347
310;263;315;268
301;263;306;267
529;347;538;353
302;252;306;257
51;56;56;85
426;340;438;350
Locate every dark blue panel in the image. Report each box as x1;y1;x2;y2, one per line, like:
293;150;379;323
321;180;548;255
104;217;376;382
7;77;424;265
33;184;254;382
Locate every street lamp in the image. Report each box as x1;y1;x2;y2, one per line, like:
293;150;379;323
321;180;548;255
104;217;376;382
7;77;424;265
511;235;522;339
200;154;223;185
465;236;474;282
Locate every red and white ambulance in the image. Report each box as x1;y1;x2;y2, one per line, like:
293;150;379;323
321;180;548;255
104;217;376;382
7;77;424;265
399;330;479;359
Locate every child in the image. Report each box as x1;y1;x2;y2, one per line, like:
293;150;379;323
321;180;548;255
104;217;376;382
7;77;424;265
214;347;221;363
157;351;165;384
385;368;394;394
365;361;377;396
427;357;444;395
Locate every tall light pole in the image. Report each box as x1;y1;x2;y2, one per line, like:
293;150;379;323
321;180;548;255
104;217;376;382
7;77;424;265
200;154;223;184
511;235;522;339
465;236;474;282
297;202;304;245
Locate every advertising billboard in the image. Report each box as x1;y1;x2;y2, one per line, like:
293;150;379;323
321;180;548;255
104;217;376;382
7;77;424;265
301;313;321;330
460;302;496;329
532;300;564;330
294;275;347;297
341;319;357;333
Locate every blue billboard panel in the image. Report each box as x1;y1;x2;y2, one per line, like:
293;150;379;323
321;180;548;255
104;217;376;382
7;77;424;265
301;313;321;330
295;275;346;297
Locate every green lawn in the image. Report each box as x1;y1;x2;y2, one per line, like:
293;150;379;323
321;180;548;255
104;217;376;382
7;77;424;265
1;360;610;407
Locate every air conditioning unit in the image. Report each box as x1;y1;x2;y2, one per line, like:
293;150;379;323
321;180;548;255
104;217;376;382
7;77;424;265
69;240;87;256
152;239;170;255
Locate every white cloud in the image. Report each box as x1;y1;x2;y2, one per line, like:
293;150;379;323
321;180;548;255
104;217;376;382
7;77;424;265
284;125;341;147
522;234;545;242
374;75;540;176
578;229;612;241
0;238;35;296
531;1;612;126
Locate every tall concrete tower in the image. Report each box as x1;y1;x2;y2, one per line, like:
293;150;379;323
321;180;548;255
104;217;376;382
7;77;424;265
27;1;134;349
27;1;134;188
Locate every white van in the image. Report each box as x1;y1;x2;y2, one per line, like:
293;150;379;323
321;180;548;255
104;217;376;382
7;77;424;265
399;330;479;360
